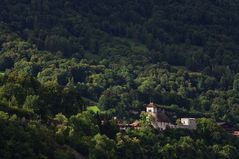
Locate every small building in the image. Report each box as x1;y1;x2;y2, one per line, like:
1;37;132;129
130;120;140;130
118;123;130;130
217;122;236;133
118;120;141;130
216;122;239;137
146;102;197;130
179;118;197;130
233;131;239;137
146;102;174;130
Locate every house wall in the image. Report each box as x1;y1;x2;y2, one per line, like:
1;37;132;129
146;107;157;113
153;122;175;130
180;118;197;129
181;118;190;125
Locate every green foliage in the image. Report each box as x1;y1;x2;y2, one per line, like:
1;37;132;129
116;133;144;159
87;106;100;113
1;0;239;158
233;74;239;93
23;95;40;112
0;111;9;120
0;119;53;159
69;111;99;136
89;134;116;159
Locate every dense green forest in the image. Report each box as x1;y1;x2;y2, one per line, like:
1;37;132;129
1;0;239;158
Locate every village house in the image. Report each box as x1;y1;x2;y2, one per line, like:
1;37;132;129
146;102;174;130
117;103;239;135
117;102;198;131
178;118;197;130
217;122;239;137
118;120;140;130
146;102;197;130
217;122;236;133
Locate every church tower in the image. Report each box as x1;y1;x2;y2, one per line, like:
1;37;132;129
146;102;157;115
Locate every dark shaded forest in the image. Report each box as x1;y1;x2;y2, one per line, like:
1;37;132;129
0;0;239;158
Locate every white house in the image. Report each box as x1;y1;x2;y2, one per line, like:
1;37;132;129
179;118;197;130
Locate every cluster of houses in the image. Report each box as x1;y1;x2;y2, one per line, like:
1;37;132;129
118;102;239;137
118;102;197;131
146;102;197;130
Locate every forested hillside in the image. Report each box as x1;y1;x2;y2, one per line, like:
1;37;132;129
1;0;239;158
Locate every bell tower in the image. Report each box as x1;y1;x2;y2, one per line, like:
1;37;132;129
146;102;157;115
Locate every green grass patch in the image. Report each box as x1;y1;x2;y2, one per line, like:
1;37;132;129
87;106;100;113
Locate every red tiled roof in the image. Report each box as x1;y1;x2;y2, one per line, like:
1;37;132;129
130;120;140;127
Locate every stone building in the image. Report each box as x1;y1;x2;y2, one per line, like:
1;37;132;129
146;102;197;130
146;102;175;130
178;118;197;130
